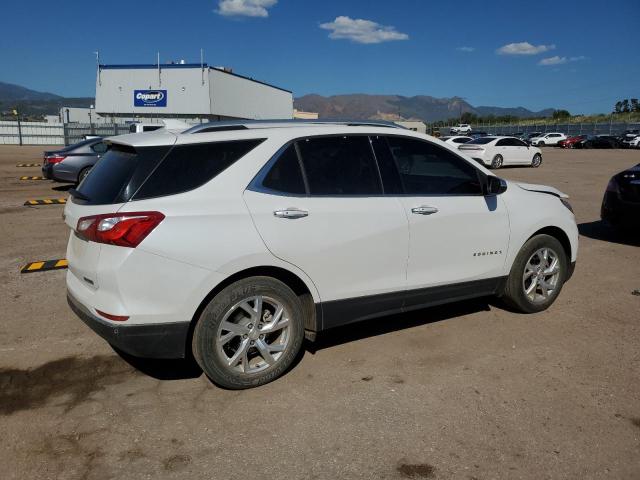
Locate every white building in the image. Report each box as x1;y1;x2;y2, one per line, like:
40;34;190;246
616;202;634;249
94;63;293;122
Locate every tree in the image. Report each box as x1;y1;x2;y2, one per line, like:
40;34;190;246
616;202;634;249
631;98;639;112
621;99;631;113
552;109;571;120
614;101;623;114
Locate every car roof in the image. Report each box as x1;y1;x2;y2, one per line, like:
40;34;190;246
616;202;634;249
107;120;412;148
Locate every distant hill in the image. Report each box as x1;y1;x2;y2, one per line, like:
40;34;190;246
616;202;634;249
294;94;554;123
0;81;93;117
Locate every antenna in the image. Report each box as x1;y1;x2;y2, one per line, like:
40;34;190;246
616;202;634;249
94;51;101;86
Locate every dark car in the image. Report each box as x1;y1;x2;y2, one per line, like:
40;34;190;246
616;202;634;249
42;138;107;183
574;135;622;149
601;163;640;231
521;132;543;145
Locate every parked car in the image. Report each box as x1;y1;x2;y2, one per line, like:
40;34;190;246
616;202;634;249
530;133;567;146
521;132;543;145
558;135;587;148
458;136;542;169
441;135;472;145
601;163;640;231
42;137;107;184
574;135;622;149
64;120;578;389
128;122;164;133
620;129;640;142
621;134;640;149
450;124;472;134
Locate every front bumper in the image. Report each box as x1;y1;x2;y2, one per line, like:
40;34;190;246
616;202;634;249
601;191;640;227
67;291;190;359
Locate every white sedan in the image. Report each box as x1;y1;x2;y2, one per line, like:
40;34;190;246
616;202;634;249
441;135;472;145
458;136;542;169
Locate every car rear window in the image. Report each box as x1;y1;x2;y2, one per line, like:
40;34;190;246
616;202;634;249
466;137;496;144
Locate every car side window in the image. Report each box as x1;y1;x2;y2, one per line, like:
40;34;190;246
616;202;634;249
261;144;306;195
297;135;382;196
92;142;108;154
385;136;482;196
496;139;510;146
513;139;527;147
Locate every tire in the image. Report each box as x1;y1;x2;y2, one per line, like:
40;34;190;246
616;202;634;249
192;276;305;389
490;154;503;169
531;153;542;168
538;141;545;147
501;234;568;313
77;167;91;185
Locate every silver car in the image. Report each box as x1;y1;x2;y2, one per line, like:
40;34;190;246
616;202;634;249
42;138;107;184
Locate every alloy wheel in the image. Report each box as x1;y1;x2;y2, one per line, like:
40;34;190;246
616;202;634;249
522;248;561;303
216;295;291;374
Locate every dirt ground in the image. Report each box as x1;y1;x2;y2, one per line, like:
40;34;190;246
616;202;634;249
0;144;638;480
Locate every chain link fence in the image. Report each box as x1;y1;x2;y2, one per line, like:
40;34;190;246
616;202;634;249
435;121;640;137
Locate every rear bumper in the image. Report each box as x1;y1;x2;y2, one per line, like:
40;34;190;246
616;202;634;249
67;291;190;358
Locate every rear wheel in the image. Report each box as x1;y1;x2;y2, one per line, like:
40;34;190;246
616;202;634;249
490;154;503;169
193;276;305;389
531;153;542;168
502;234;568;313
77;167;91;185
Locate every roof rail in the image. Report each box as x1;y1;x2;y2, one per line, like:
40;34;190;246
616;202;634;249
183;119;405;134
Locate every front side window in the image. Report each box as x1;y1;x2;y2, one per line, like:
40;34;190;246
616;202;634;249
297;136;382;195
385;136;482;196
91;142;108;154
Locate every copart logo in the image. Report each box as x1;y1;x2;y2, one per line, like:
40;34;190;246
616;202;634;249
134;90;167;107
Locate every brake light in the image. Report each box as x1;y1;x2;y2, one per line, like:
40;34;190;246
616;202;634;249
46;155;66;164
76;211;165;247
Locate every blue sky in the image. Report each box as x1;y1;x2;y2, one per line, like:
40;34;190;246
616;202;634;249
1;0;638;114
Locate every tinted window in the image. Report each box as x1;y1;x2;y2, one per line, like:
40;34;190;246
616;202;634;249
453;137;470;143
297;136;382;195
91;142;108;154
467;137;496;145
495;139;510;146
385;136;482;195
135;140;264;200
262;144;306;195
76;144;171;205
143;125;163;132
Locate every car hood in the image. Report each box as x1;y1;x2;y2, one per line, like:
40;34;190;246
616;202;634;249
515;182;569;199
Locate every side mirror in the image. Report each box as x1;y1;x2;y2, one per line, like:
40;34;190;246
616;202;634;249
486;176;507;196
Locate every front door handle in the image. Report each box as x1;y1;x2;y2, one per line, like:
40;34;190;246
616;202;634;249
273;208;308;219
411;206;438;215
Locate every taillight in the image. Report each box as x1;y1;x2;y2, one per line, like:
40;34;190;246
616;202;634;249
76;211;165;248
46;155;66;164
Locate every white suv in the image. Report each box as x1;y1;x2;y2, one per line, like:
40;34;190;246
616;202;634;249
530;132;567;146
65;121;578;389
450;124;472;134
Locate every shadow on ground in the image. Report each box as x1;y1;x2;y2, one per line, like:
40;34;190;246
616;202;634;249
579;220;640;247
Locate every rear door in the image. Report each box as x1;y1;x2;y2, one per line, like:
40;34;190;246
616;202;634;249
244;135;409;313
377;135;510;302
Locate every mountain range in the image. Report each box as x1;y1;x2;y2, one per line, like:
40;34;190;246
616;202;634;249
0;81;555;122
294;94;555;122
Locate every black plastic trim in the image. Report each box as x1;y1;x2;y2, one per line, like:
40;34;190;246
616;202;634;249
67;292;190;359
319;276;506;330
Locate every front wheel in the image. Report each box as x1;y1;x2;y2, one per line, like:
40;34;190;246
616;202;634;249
490;154;503;169
537;141;545;147
501;234;568;313
192;276;305;389
531;153;542;168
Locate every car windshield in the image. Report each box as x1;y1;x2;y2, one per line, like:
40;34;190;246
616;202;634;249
466;137;495;145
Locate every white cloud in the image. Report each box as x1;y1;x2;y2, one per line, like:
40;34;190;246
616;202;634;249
496;42;555;55
320;16;409;44
456;46;475;52
538;56;567;66
216;0;277;17
569;55;587;62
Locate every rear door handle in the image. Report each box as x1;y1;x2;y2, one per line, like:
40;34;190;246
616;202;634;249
411;206;438;215
273;208;308;219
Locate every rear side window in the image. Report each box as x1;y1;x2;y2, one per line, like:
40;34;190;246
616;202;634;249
134;139;264;200
297;136;382;195
385;136;482;195
261;144;306;195
76;144;171;205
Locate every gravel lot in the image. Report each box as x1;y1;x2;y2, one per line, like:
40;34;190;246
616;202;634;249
1;145;639;480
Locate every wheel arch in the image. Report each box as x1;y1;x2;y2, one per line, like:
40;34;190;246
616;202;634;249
528;226;572;261
186;266;319;356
